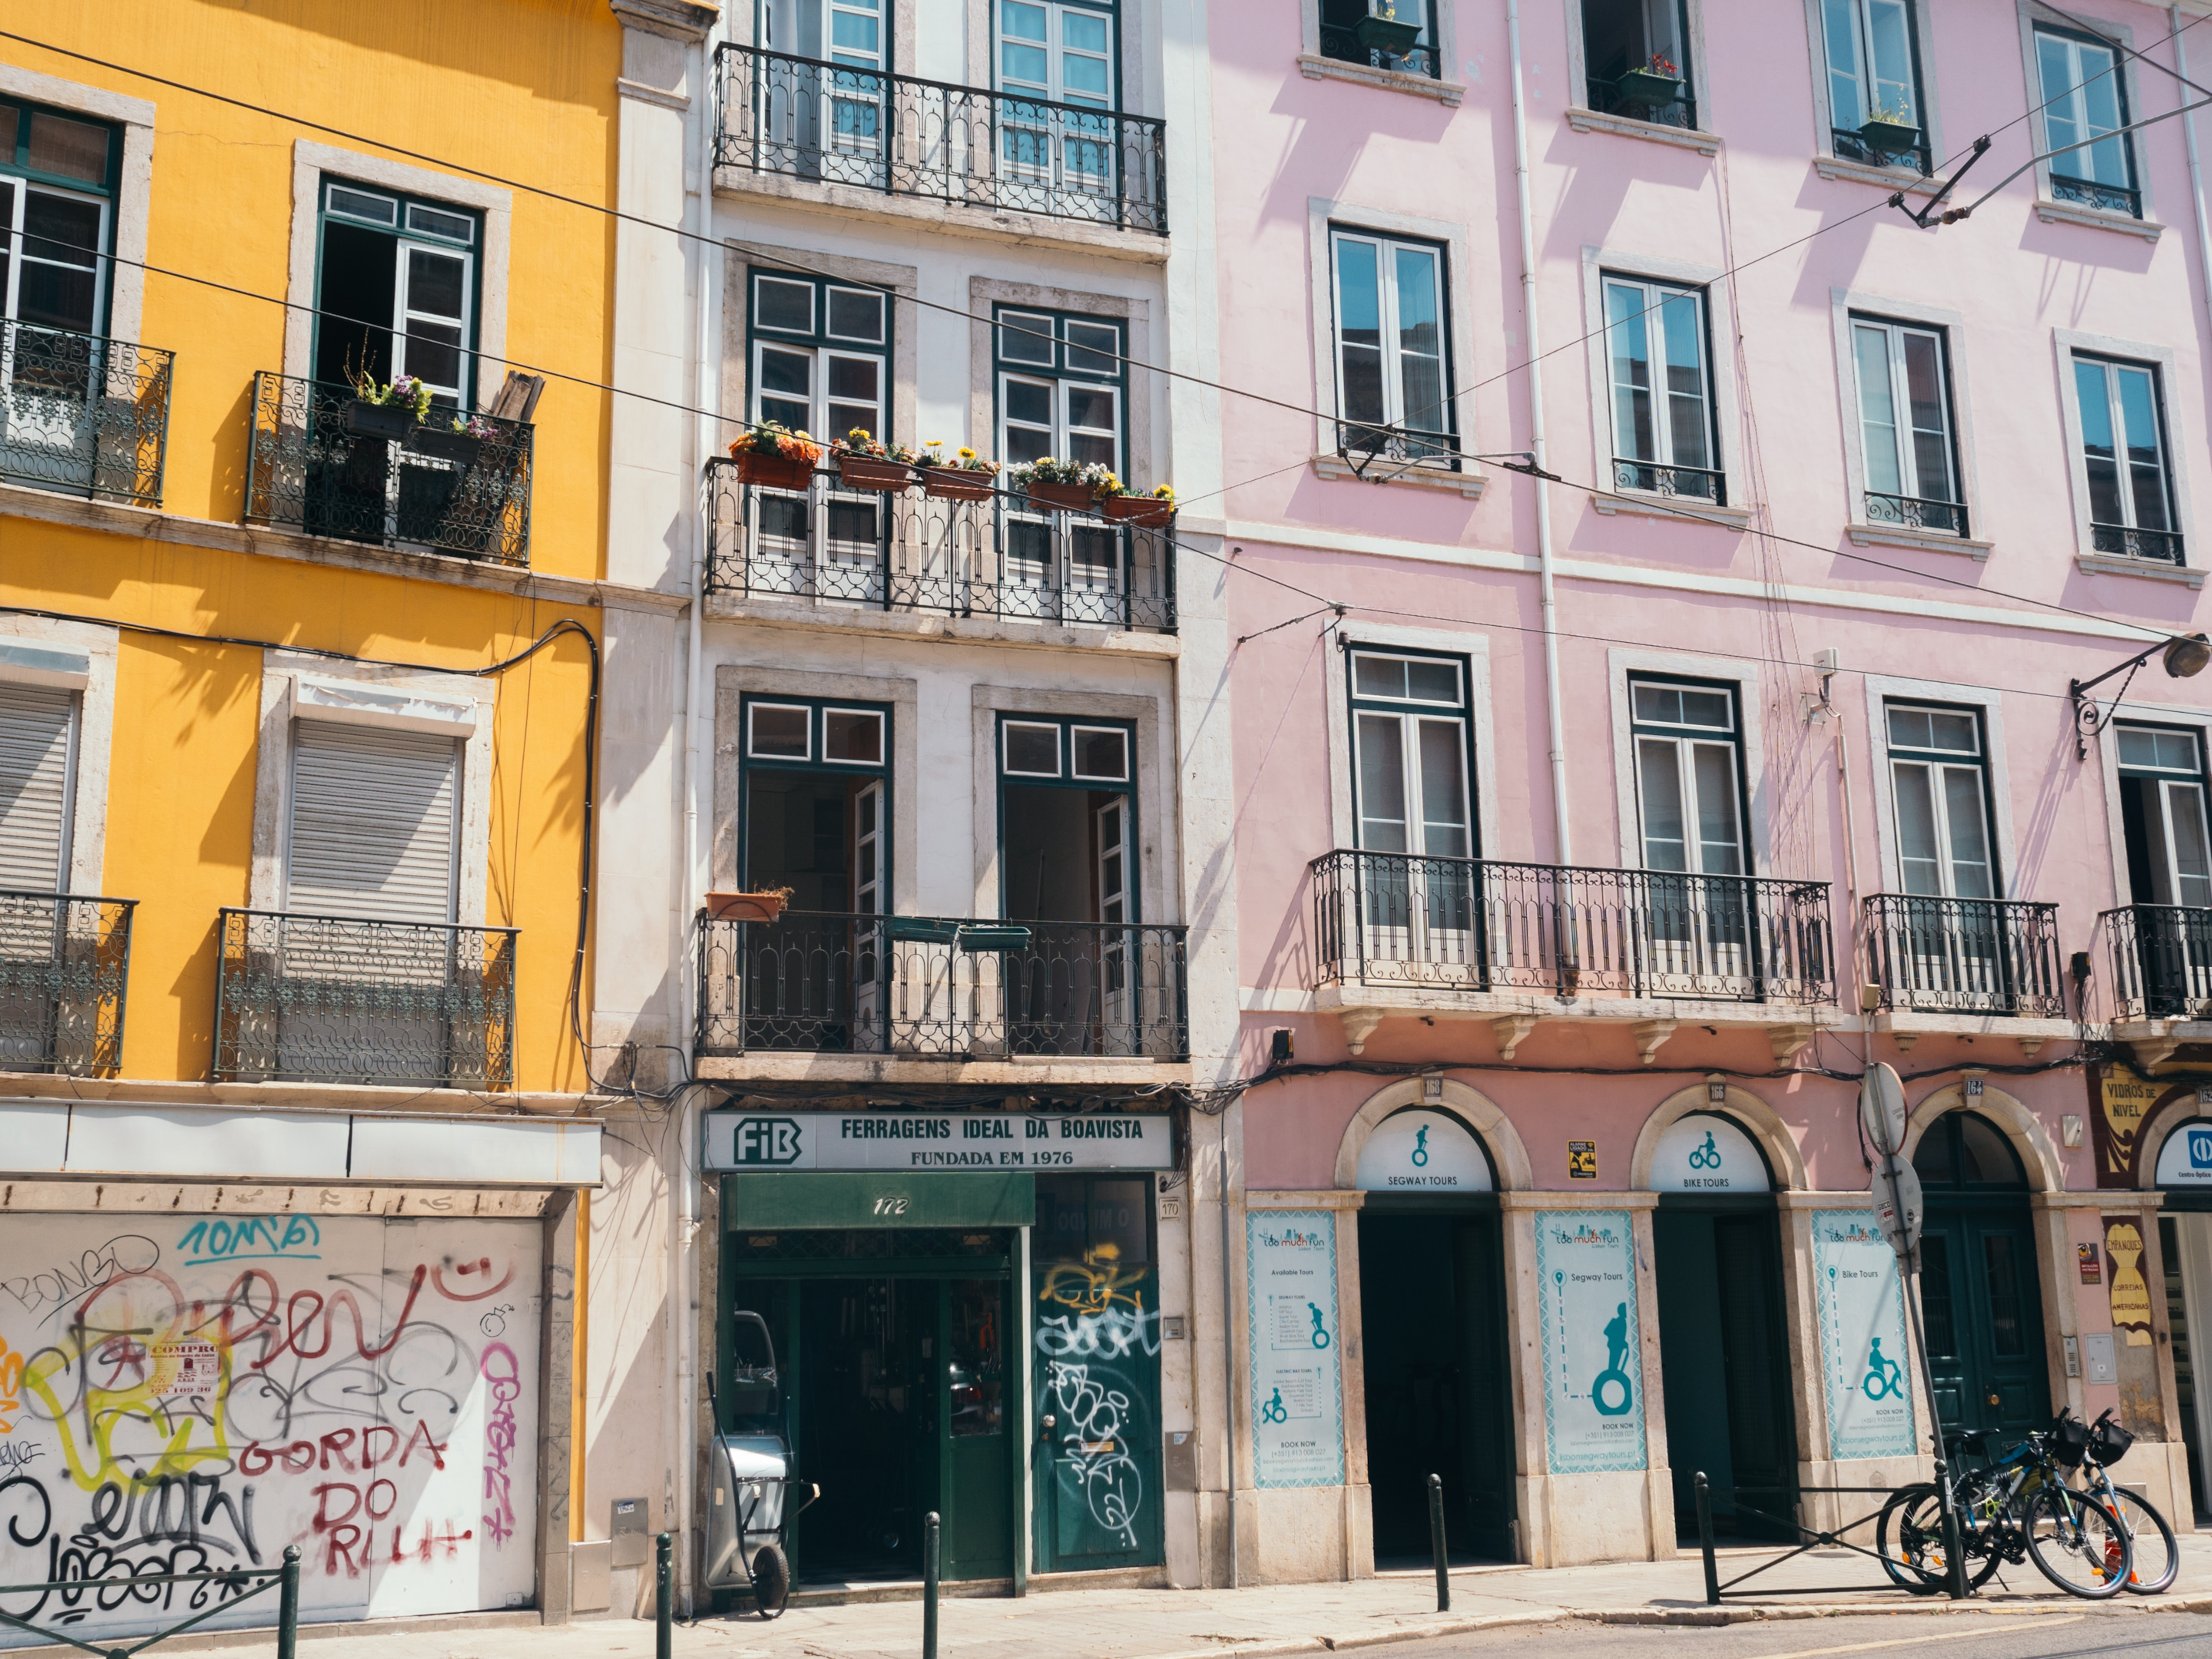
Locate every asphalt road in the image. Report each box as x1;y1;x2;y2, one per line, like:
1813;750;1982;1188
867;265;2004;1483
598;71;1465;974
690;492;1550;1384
1378;1611;2212;1658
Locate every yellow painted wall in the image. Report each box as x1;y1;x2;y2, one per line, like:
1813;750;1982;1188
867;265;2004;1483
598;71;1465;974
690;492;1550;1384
0;0;623;1091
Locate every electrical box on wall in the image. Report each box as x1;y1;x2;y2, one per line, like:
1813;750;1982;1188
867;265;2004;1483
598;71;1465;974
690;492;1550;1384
2063;1336;2081;1378
611;1497;650;1569
2083;1333;2118;1386
1164;1429;1198;1492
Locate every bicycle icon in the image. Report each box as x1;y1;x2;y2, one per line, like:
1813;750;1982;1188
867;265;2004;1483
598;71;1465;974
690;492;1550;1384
1261;1387;1287;1424
1687;1131;1721;1172
1412;1126;1430;1167
1308;1302;1332;1349
1861;1338;1902;1400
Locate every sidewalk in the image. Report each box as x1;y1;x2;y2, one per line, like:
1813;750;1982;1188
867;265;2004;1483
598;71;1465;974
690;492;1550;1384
29;1534;2212;1659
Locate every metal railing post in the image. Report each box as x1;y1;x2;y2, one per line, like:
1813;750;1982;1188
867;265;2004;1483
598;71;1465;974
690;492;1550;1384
922;1511;941;1659
1426;1472;1450;1611
656;1532;673;1659
1694;1472;1718;1605
276;1545;300;1659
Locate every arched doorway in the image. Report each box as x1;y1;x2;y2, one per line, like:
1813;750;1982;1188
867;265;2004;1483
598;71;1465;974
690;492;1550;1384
1352;1105;1515;1563
1648;1111;1796;1540
1913;1110;2051;1439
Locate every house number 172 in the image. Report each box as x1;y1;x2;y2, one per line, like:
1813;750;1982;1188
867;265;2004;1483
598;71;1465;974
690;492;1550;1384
872;1195;911;1216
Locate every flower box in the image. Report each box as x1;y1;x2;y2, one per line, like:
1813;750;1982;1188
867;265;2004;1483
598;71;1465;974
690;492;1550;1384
835;454;916;492
1355;15;1423;55
1024;481;1095;512
407;427;485;466
1614;68;1684;105
922;465;998;502
1102;495;1175;528
888;916;963;945
1857;118;1920;155
345;398;413;440
704;891;788;923
732;449;816;492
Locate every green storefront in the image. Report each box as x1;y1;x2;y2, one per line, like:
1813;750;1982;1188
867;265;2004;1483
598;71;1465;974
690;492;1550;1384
706;1108;1175;1589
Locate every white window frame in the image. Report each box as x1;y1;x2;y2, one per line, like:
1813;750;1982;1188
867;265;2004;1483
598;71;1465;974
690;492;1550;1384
1628;677;1747;877
0;617;113;897
1328;227;1455;468
995;0;1114;107
1849;313;1963;525
318;180;477;402
1803;0;1945;175
964;277;1149;502
1599;271;1720;501
2071;352;2178;554
1348;650;1476;859
2112;722;2212;909
1862;674;2018;898
1881;701;1998;899
752;336;887;442
2013;3;2161;233
1324;628;1498;860
997;369;1120;472
1606;648;1768;873
2053;327;2197;577
1562;0;1715;134
2098;698;2212;909
1827;286;1987;556
0;65;151;346
0;177;111;334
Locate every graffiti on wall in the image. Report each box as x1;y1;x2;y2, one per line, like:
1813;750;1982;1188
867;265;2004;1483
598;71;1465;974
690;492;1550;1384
0;1214;540;1647
1035;1247;1157;1555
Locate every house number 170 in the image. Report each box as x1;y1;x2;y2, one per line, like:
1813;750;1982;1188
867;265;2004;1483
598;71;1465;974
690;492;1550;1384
872;1195;911;1216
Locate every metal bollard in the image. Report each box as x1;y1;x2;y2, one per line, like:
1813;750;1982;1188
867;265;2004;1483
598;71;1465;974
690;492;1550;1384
656;1532;674;1659
923;1512;942;1659
1694;1472;1718;1607
276;1545;302;1659
1426;1473;1450;1611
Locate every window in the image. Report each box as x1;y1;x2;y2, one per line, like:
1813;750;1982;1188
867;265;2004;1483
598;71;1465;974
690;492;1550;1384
2035;27;2140;217
1348;650;1473;858
997;713;1136;924
752;270;889;442
1318;0;1440;80
740;695;889;916
1629;677;1744;876
1885;703;1995;898
0;98;117;339
996;306;1122;470
1822;0;1929;171
1330;229;1454;465
312;180;481;404
997;0;1120;207
1580;0;1696;129
0;681;77;892
2074;354;2179;565
1604;275;1720;503
2117;724;2212;909
1850;316;1962;533
286;722;459;924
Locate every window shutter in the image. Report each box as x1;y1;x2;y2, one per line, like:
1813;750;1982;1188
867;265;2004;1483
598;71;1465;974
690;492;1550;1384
0;683;75;892
286;720;459;922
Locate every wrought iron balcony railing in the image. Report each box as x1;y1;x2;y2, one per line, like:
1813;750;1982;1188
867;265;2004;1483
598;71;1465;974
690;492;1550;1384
696;910;1189;1060
2104;903;2212;1021
2091;522;2183;565
706;457;1176;632
1863;894;2065;1018
2051;174;2141;218
245;373;534;565
1584;76;1699;131
0;321;173;507
0;892;135;1075
1317;21;1440;79
1612;458;1726;505
214;908;518;1088
1310;850;1834;1005
1864;490;1969;536
714;44;1168;236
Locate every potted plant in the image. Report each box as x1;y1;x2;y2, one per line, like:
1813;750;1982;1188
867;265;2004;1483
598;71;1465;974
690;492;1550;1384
345;370;432;440
832;428;919;492
1012;455;1098;512
1858;100;1920;157
704;886;793;923
727;421;825;492
1355;3;1423;58
1615;51;1684;107
1101;480;1177;528
918;440;1001;502
409;412;492;466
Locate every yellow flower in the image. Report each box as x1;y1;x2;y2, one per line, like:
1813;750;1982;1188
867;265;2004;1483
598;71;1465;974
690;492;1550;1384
927;438;945;447
958;446;976;459
849;427;871;440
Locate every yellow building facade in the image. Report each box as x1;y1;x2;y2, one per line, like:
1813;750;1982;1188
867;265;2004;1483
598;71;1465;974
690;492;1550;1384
0;1;628;1638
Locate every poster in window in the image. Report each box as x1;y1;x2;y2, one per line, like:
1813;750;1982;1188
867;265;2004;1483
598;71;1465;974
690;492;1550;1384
1245;1210;1343;1488
1813;1210;1918;1460
1533;1210;1646;1473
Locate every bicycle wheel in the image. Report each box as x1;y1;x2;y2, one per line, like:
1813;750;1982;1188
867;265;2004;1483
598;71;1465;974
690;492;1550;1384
2022;1485;2132;1598
1879;1485;2002;1594
2097;1484;2178;1594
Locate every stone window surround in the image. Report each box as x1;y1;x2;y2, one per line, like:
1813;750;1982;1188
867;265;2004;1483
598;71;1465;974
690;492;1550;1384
720;240;919;449
0;614;118;898
1826;286;1992;558
1295;0;1466;105
283;140;514;406
2014;0;2163;233
1604;646;1773;876
2051;326;2197;575
966;276;1153;484
1859;672;2022;899
249;653;498;927
0;64;154;347
1320;622;1499;860
2092;692;2212;914
1797;0;1949;180
1563;0;1719;134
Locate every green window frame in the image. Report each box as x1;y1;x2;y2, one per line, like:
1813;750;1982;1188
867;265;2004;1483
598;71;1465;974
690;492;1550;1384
737;693;893;909
995;712;1139;922
748;267;892;446
0;97;120;338
311;177;483;405
994;305;1126;475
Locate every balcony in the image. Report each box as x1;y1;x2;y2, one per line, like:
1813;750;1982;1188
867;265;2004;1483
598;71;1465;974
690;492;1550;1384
245;373;533;565
1831;125;1931;176
1863;894;2071;1055
2091;523;2182;565
713;43;1168;237
2101;904;2212;1069
0;892;135;1075
2051;173;2141;219
0;321;173;508
1310;850;1834;1061
706;457;1175;633
695;911;1188;1065
1611;458;1725;505
214;909;518;1088
1863;490;1968;538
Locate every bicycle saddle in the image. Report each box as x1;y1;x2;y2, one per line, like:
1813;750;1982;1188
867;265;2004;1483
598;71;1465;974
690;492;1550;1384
1945;1429;1994;1455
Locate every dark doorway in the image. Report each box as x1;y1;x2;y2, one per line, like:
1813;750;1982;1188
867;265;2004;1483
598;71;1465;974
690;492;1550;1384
2158;1214;2210;1522
1912;1112;2051;1441
1356;1204;1515;1563
1654;1198;1796;1539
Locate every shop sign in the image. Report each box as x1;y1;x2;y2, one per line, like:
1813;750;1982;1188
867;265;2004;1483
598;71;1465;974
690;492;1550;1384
1245;1210;1344;1488
1813;1211;1917;1461
1568;1140;1597;1180
2154;1119;2212;1187
1533;1211;1645;1474
2092;1068;2164;1187
2104;1217;2155;1348
704;1111;1171;1172
1354;1110;1492;1191
1648;1114;1768;1192
2078;1243;2102;1283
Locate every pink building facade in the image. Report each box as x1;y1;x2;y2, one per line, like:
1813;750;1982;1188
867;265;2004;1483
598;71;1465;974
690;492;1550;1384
1200;0;2212;1581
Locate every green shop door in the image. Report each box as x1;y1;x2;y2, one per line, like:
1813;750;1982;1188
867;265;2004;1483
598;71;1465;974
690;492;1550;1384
1356;1200;1515;1562
1912;1114;2050;1439
1031;1174;1165;1574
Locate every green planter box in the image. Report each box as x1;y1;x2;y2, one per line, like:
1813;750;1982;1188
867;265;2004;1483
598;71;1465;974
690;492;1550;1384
1858;118;1921;155
1355;15;1423;55
1615;68;1684;105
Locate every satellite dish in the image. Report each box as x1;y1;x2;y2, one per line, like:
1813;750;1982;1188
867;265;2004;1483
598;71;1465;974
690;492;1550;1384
1859;1062;1907;1157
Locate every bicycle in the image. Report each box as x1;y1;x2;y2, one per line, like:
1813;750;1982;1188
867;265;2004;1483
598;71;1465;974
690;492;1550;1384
1877;1416;2134;1598
2067;1406;2179;1596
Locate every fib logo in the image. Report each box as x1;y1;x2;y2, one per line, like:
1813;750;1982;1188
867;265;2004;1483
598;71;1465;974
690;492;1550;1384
734;1117;803;1165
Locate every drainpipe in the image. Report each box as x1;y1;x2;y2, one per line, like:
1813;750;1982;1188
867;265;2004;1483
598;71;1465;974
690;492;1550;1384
2175;7;2212;343
1507;0;1572;864
1219;1112;1239;1588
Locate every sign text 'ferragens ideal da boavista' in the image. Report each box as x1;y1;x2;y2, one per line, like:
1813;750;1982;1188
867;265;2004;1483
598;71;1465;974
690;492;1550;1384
704;1111;1173;1171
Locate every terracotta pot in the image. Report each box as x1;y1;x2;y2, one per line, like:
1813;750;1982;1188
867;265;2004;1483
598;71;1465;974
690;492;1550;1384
731;449;815;492
704;891;789;923
835;454;916;492
1024;480;1095;512
922;465;998;502
1101;495;1175;528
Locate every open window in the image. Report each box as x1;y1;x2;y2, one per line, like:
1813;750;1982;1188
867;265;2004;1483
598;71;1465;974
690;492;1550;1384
1317;0;1440;79
311;178;480;405
2116;723;2212;1015
1821;0;1929;171
1580;0;1696;129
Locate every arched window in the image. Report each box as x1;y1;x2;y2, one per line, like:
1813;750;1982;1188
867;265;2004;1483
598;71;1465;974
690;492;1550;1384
1912;1110;2027;1188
